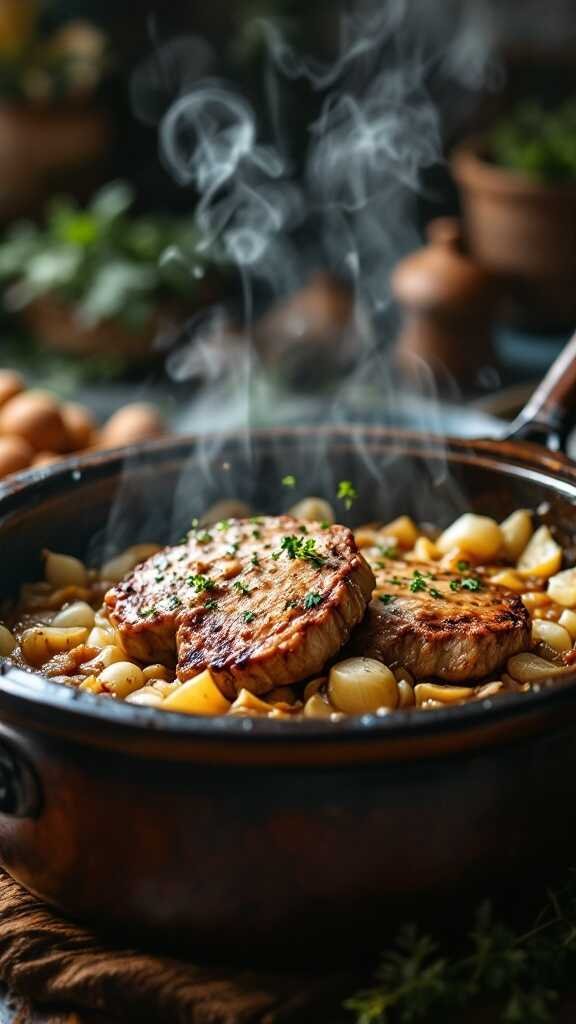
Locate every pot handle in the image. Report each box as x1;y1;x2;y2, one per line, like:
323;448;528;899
506;331;576;451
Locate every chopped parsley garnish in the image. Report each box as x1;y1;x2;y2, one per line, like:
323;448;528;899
457;559;470;572
233;580;251;595
251;553;260;567
379;594;395;605
140;607;156;617
204;599;218;610
409;576;427;593
196;531;212;544
337;480;358;510
402;570;443;597
154;574;165;583
284;599;299;610
320;520;331;530
274;535;326;567
226;543;240;556
187;574;216;593
169;596;182;609
250;516;263;524
390;576;404;585
252;528;261;540
450;575;482;593
242;611;255;623
216;519;230;531
378;545;398;559
303;591;323;610
299;524;308;533
460;576;482;592
282;474;296;488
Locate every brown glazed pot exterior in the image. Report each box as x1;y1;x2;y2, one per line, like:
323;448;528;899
453;140;576;329
1;430;576;959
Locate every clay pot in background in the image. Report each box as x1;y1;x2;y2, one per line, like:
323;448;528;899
254;272;356;388
453;139;576;329
392;218;496;389
0;103;110;221
22;294;189;363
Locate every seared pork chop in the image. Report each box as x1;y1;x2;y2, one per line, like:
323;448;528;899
105;516;374;698
344;558;530;681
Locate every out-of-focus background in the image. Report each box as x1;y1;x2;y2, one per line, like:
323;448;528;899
0;0;576;475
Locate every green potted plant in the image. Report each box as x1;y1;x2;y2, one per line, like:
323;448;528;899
0;180;216;361
0;0;110;219
452;99;576;328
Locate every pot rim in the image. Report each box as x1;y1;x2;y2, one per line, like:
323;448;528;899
2;427;576;763
452;135;576;199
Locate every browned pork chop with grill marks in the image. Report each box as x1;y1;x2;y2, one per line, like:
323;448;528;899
344;558;530;681
104;516;375;698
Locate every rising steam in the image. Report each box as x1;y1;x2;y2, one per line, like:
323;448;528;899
92;0;509;562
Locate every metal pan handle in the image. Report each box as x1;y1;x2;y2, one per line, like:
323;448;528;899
506;331;576;451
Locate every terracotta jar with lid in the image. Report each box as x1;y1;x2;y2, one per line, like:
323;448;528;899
392;217;497;388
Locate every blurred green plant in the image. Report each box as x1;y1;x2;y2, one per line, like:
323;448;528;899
0;0;108;103
0;180;212;330
490;99;576;183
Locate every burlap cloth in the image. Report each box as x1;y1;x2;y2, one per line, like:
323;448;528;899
0;871;358;1024
4;870;576;1024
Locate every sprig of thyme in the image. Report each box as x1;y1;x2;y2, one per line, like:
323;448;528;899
345;877;576;1024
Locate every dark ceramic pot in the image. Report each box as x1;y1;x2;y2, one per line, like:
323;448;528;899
453;138;576;329
0;340;576;962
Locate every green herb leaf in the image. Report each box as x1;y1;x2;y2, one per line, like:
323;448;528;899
282;474;296;488
204;599;218;610
187;574;216;593
460;577;482;592
409;576;427;593
233;580;251;595
242;611;255;623
379;594;394;605
274;535;326;567
337;480;358;510
303;591;323;610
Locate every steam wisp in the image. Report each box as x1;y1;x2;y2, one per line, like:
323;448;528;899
92;1;510;562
